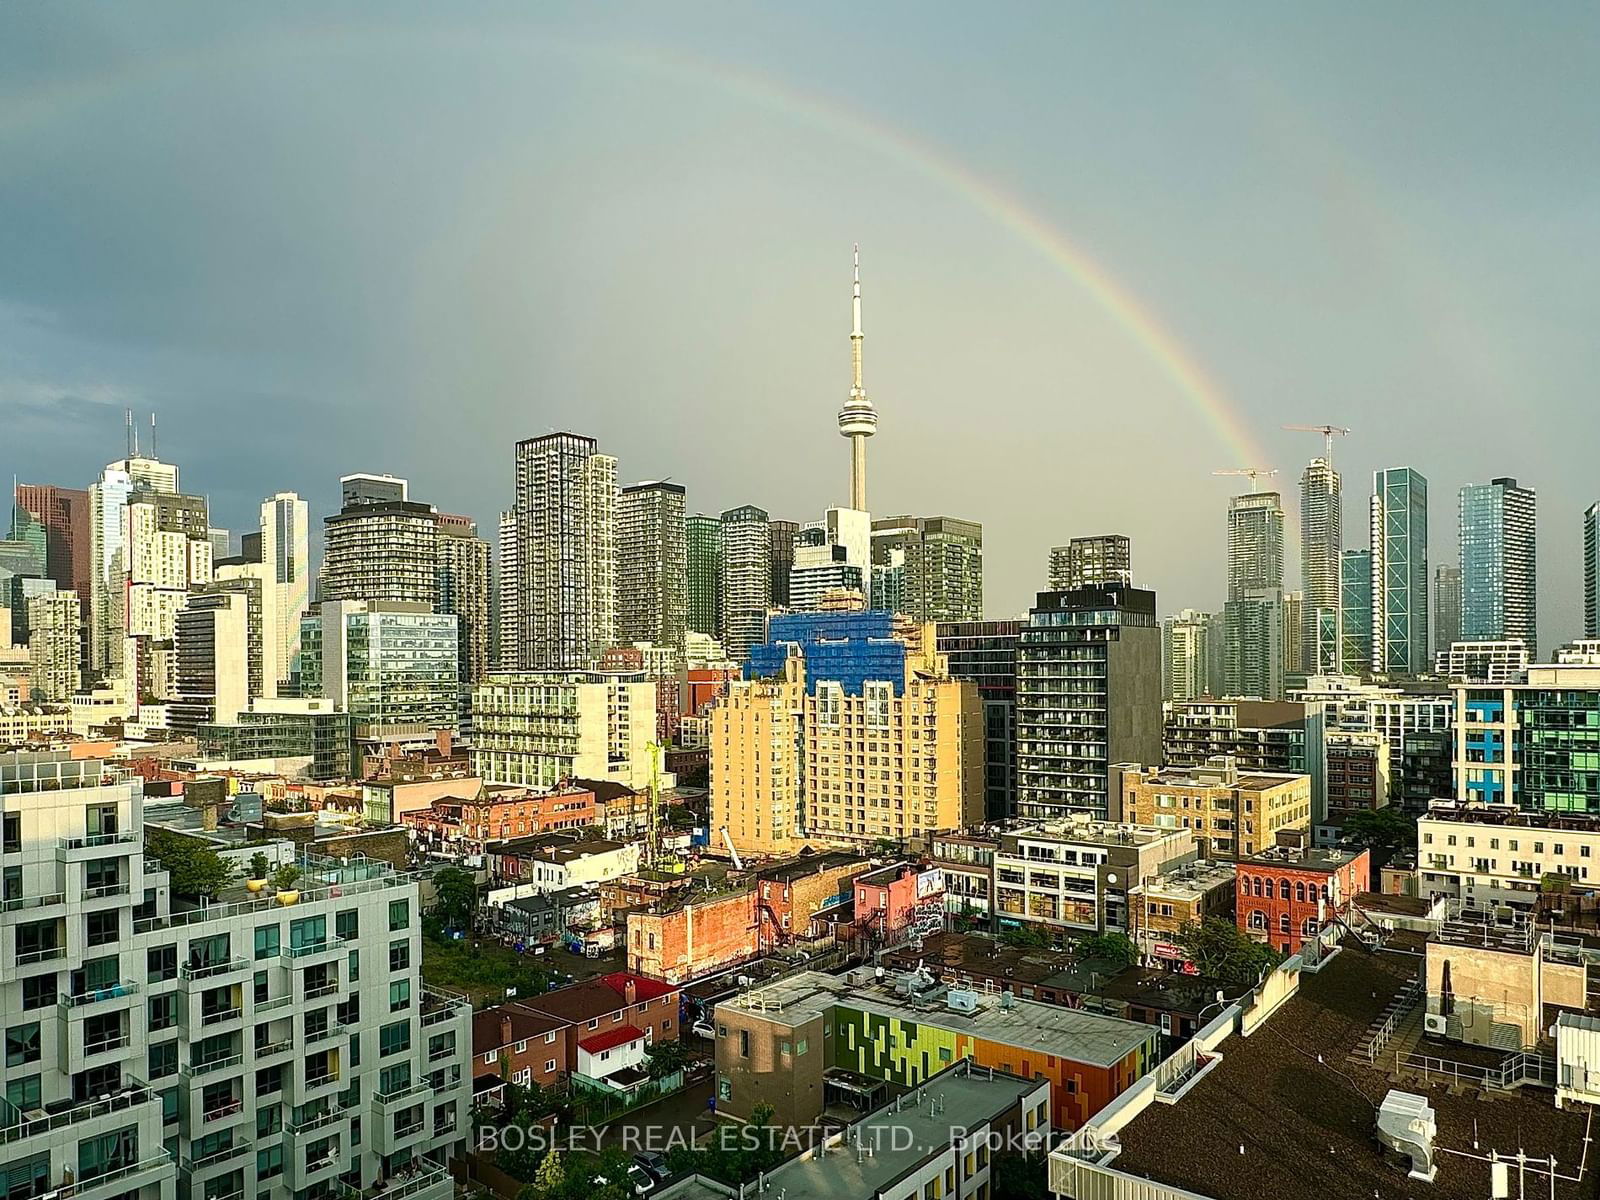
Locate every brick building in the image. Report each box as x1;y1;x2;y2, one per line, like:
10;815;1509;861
402;783;598;856
472;1003;572;1092
1117;757;1312;860
517;972;680;1076
1127;859;1237;966
1321;730;1391;833
1235;842;1371;955
626;887;758;983
753;851;869;950
853;861;947;942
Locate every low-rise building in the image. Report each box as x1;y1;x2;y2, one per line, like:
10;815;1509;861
1236;841;1371;955
1418;801;1600;908
471;671;658;791
712;967;1155;1131
402;783;597;857
471;1003;572;1092
659;1059;1049;1198
754;851;869;949
1320;728;1391;837
929;831;996;923
626;886;759;983
852;861;947;943
1128;859;1238;966
991;818;1196;936
1118;757;1312;859
487;833;641;891
515;972;680;1082
485;885;602;945
0;701;71;745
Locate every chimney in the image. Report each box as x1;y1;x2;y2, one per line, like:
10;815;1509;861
436;728;453;758
624;978;638;1006
501;1015;513;1047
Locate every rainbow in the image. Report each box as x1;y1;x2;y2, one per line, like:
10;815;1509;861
0;26;1274;476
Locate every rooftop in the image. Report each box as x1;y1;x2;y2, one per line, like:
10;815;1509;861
518;972;676;1025
1105;947;1593;1200
495;834;628;862
723;969;1155;1068
998;817;1181;849
1240;844;1367;873
1130;860;1238;900
757;851;870;884
662;1062;1043;1200
471;1003;569;1054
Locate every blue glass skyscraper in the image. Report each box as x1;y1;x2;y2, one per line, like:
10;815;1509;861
1459;478;1536;655
1370;468;1429;675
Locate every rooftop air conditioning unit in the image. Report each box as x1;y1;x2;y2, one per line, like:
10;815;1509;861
947;990;979;1014
1424;1014;1448;1035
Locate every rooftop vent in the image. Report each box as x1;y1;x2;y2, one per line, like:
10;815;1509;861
1376;1090;1437;1182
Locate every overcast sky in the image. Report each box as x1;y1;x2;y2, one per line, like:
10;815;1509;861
3;3;1596;646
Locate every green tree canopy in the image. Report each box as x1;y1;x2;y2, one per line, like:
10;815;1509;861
432;866;480;931
145;828;232;899
1174;918;1282;989
1075;932;1139;968
644;1037;692;1079
1339;806;1416;859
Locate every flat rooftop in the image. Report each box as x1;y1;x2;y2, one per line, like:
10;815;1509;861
663;1064;1040;1200
1109;947;1594;1200
1132;860;1237;899
724;970;1154;1069
757;851;868;884
1240;844;1365;872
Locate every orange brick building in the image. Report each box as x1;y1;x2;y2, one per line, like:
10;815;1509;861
754;852;869;951
1236;844;1371;955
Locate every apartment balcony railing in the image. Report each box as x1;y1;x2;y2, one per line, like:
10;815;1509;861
0;891;65;913
17;946;66;967
425;1065;462;1092
286;1102;353;1135
0;1084;155;1146
82;1033;129;1058
255;1037;294;1059
418;987;471;1028
180;1136;252;1173
426;1044;455;1064
254;993;295;1014
57;831;139;854
144;857;164;873
372;1080;431;1110
182;1052;244;1080
334;1164;452;1200
201;1006;244;1028
72;1151;173;1197
281;935;351;966
303;1023;344;1048
304;980;341;1001
180;956;252;984
131;865;426;933
299;1070;342;1096
60;980;140;1010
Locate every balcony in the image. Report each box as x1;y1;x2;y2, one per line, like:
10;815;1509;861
16;945;66;970
199;1097;245;1126
281;935;350;967
57;831;139;860
0;891;65;914
335;1164;453;1200
304;979;341;1002
71;1152;174;1199
297;1069;343;1101
303;1022;345;1049
289;1144;347;1191
0;1084;155;1147
255;1036;294;1061
254;993;295;1015
371;1080;431;1112
182;1051;244;1080
81;1033;130;1060
419;988;470;1028
200;1005;244;1029
426;1042;456;1064
60;979;140;1013
80;881;132;904
180;1136;252;1174
180;957;252;985
286;1102;354;1136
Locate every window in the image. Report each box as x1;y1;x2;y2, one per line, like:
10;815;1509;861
545;1031;557;1044
6;1022;41;1068
1294;881;1306;902
349;950;360;983
390;980;411;1013
257;1144;284;1181
1277;880;1290;899
337;909;359;941
739;1030;750;1058
514;1068;530;1085
258;1103;285;1136
350;1034;362;1068
6;1074;41;1114
2;865;19;901
254;925;281;960
389;899;410;932
515;1040;528;1054
289;915;327;951
1302;917;1318;937
484;1049;498;1065
78;1126;137;1181
1279;914;1290;934
147;945;177;984
1;812;19;853
380;1020;411;1058
1249;911;1266;931
545;1058;557;1072
718;1078;731;1100
148;1040;178;1079
389;939;410;972
148;993;178;1032
22;975;57;1011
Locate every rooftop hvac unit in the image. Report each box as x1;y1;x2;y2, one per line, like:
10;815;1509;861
846;968;874;987
999;990;1016;1010
1424;1014;1448;1035
947;990;979;1014
1376;1090;1437;1182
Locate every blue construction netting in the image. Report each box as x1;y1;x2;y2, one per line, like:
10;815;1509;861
746;610;906;696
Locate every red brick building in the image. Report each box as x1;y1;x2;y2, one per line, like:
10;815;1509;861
754;852;869;950
471;1003;572;1092
515;972;680;1074
853;862;947;941
402;784;597;856
1235;845;1371;955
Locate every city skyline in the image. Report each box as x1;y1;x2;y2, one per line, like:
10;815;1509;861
3;4;1598;644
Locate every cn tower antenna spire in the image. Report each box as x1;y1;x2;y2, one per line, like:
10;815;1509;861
838;244;877;512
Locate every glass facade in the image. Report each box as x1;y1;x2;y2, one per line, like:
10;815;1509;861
343;611;459;732
686;514;723;638
748;610;905;696
1339;549;1372;674
1371;467;1429;674
196;711;354;780
1459;478;1537;654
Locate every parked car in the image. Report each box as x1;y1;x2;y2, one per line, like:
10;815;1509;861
690;1020;715;1039
627;1164;657;1196
634;1151;670;1181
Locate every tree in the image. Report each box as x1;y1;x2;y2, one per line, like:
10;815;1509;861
991;1150;1048;1200
1075;932;1138;969
145;829;232;899
644;1037;692;1079
1174;918;1282;989
1340;807;1415;860
1000;925;1053;949
522;1150;564;1199
433;866;479;932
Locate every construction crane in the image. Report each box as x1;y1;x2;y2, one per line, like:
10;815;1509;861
1213;468;1278;492
1283;424;1351;463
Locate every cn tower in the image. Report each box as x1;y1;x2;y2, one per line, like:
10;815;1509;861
837;245;877;512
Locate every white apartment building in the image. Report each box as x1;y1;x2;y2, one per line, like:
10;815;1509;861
1418;802;1600;908
470;673;657;790
1434;639;1530;683
0;750;471;1200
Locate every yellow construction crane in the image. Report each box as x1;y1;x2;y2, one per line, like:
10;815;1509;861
1283;424;1351;464
1212;468;1278;492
